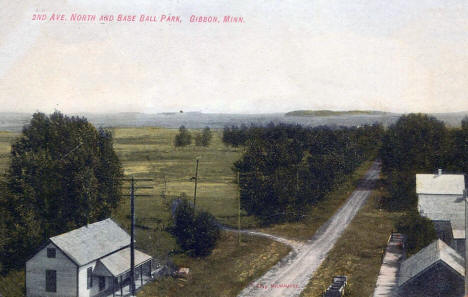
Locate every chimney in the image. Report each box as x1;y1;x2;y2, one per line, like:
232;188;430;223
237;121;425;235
438;169;443;176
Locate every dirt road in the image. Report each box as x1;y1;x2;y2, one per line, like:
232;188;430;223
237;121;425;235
237;161;380;297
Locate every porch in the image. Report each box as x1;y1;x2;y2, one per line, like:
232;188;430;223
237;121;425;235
92;247;154;297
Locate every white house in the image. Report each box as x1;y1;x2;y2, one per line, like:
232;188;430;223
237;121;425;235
26;218;154;297
416;169;466;254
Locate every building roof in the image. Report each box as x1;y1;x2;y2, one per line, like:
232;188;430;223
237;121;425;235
398;239;464;287
416;174;465;195
50;218;130;266
93;247;152;277
418;194;465;239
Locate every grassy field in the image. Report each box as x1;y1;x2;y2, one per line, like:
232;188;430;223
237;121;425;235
0;127;378;297
259;160;375;240
0;131;19;172
300;188;403;297
138;232;290;297
0;127;275;297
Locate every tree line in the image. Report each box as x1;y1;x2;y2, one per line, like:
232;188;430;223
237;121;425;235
226;123;384;224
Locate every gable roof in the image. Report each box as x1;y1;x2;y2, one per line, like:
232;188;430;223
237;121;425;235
398;239;464;287
94;247;152;277
416;174;465;195
50;218;130;266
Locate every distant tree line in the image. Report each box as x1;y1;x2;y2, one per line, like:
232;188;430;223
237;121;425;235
0;112;123;271
380;114;467;254
229;123;383;224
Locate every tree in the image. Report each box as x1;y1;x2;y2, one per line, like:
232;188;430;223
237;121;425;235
195;127;213;147
174;125;192;147
0;112;123;270
171;199;220;257
380;113;449;174
396;212;437;255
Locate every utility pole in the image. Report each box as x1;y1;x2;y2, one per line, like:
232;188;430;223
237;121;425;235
193;158;200;210
237;171;241;246
122;177;153;297
464;189;468;297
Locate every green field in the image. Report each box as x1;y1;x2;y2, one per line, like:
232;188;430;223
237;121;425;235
0;127;378;297
0;127;280;297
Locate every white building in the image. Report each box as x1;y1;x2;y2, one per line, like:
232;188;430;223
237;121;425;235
26;218;154;297
417;170;466;254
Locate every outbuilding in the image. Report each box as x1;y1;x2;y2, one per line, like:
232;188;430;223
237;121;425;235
26;218;154;297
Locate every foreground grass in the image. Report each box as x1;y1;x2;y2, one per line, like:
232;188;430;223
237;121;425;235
300;188;403;297
138;232;291;297
259;160;375;241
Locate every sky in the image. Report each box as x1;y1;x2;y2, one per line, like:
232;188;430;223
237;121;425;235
0;0;467;114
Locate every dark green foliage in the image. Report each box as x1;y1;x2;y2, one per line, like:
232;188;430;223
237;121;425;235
381;171;418;210
172;199;220;257
396;212;437;255
174;125;192;147
234;123;383;224
446;116;468;185
381;114;449;174
222;124;249;147
195;127;213;147
0;112;123;271
380;114;467;211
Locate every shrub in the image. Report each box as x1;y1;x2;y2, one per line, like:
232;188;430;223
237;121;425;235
396;212;437;255
172;199;220;257
195;127;213;147
174;125;192;147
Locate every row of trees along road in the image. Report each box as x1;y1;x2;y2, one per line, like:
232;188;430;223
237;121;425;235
225;123;384;224
380;114;468;254
0;112;124;271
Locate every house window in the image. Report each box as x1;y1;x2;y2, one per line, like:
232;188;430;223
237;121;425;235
99;276;105;291
47;248;56;258
45;270;57;292
87;267;93;289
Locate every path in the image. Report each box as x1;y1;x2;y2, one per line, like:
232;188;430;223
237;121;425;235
236;161;380;297
372;233;405;297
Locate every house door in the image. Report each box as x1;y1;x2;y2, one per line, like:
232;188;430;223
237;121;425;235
99;276;105;291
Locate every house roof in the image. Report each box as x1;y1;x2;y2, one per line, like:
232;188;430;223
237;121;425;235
418;194;466;239
398;239;464;287
416;174;465;195
50;218;130;266
93;247;152;277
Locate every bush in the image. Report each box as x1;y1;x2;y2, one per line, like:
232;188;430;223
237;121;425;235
171;199;220;257
396;212;437;255
195;127;213;147
174;125;192;147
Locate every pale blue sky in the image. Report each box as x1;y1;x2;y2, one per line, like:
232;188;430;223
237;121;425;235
0;0;467;114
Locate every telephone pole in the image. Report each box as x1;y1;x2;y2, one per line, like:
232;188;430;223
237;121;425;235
193;158;200;210
122;177;153;297
237;171;241;245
